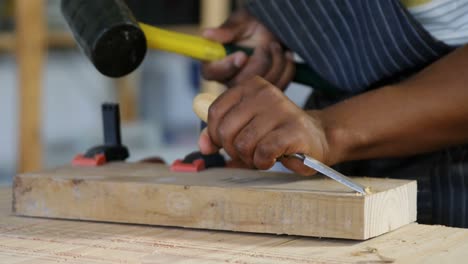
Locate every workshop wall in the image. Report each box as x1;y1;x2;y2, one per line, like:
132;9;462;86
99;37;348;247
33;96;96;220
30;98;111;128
0;0;311;183
0;0;202;183
0;50;201;183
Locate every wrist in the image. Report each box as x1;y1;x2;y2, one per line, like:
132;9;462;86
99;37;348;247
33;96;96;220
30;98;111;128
310;109;357;166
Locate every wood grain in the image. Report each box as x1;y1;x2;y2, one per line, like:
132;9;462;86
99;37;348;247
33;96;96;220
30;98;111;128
2;186;468;263
13;163;416;240
0;31;76;52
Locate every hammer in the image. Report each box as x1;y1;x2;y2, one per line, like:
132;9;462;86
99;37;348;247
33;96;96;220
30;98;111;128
61;0;340;95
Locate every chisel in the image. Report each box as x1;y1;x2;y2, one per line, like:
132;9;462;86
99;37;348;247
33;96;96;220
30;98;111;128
193;93;370;195
284;154;369;195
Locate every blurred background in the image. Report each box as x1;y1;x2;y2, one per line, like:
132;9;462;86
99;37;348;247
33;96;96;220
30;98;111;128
0;0;311;184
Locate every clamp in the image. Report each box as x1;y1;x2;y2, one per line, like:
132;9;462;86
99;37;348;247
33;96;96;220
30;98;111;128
72;103;129;166
170;151;225;172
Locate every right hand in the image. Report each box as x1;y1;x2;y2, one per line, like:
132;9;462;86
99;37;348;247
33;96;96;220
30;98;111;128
202;9;295;91
198;77;331;176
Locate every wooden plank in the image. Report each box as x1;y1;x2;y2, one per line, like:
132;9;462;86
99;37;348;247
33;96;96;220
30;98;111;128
2;186;468;263
15;0;46;173
0;31;76;52
13;163;416;240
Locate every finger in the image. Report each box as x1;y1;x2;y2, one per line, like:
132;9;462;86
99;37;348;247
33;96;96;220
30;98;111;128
256;123;317;176
252;129;288;170
218;101;256;160
277;53;296;90
216;96;259;162
208;77;271;159
207;89;242;147
202;11;248;43
198;128;220;155
202;27;238;44
201;51;248;82
280;156;317;176
264;42;286;85
233;114;281;168
202;9;252;43
230;46;271;86
252;126;318;175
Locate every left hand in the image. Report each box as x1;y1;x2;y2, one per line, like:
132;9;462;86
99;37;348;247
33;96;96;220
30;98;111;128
201;9;295;91
198;76;331;176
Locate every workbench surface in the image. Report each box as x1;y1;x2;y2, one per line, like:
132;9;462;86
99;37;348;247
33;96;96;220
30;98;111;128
1;186;467;263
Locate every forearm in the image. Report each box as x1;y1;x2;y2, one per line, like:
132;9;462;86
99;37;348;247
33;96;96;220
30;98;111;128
316;45;468;165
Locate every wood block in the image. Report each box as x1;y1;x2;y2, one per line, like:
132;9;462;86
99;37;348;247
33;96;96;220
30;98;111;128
3;187;467;263
12;163;417;240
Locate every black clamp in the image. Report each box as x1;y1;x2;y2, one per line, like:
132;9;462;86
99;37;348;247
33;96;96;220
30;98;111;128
72;103;129;166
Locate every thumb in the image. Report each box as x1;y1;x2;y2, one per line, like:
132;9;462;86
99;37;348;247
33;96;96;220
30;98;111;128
198;128;220;154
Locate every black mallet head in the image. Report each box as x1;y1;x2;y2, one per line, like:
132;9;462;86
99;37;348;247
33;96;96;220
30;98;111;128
61;0;147;78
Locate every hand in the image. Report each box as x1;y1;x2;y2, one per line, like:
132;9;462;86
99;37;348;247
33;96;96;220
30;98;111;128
198;76;331;176
201;9;295;91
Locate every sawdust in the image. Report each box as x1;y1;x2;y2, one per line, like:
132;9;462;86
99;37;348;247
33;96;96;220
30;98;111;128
351;247;395;263
354;186;373;196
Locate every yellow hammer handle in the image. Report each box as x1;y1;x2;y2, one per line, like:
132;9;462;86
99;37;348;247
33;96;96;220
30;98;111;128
139;23;227;61
193;93;217;123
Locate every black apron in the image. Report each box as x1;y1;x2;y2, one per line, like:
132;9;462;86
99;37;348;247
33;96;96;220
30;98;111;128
247;0;468;227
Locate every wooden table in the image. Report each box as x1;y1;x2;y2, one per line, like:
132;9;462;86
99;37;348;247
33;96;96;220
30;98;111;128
1;186;468;263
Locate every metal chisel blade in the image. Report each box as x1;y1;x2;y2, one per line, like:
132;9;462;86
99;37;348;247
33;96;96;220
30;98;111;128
289;154;368;195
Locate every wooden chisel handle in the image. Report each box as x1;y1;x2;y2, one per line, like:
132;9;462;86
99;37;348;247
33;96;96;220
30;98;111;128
193;93;218;123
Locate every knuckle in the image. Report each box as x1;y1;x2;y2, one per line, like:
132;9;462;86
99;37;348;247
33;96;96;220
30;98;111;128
256;143;274;163
255;83;280;101
254;156;274;170
234;139;253;157
224;146;239;161
217;125;231;142
208;104;220;121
